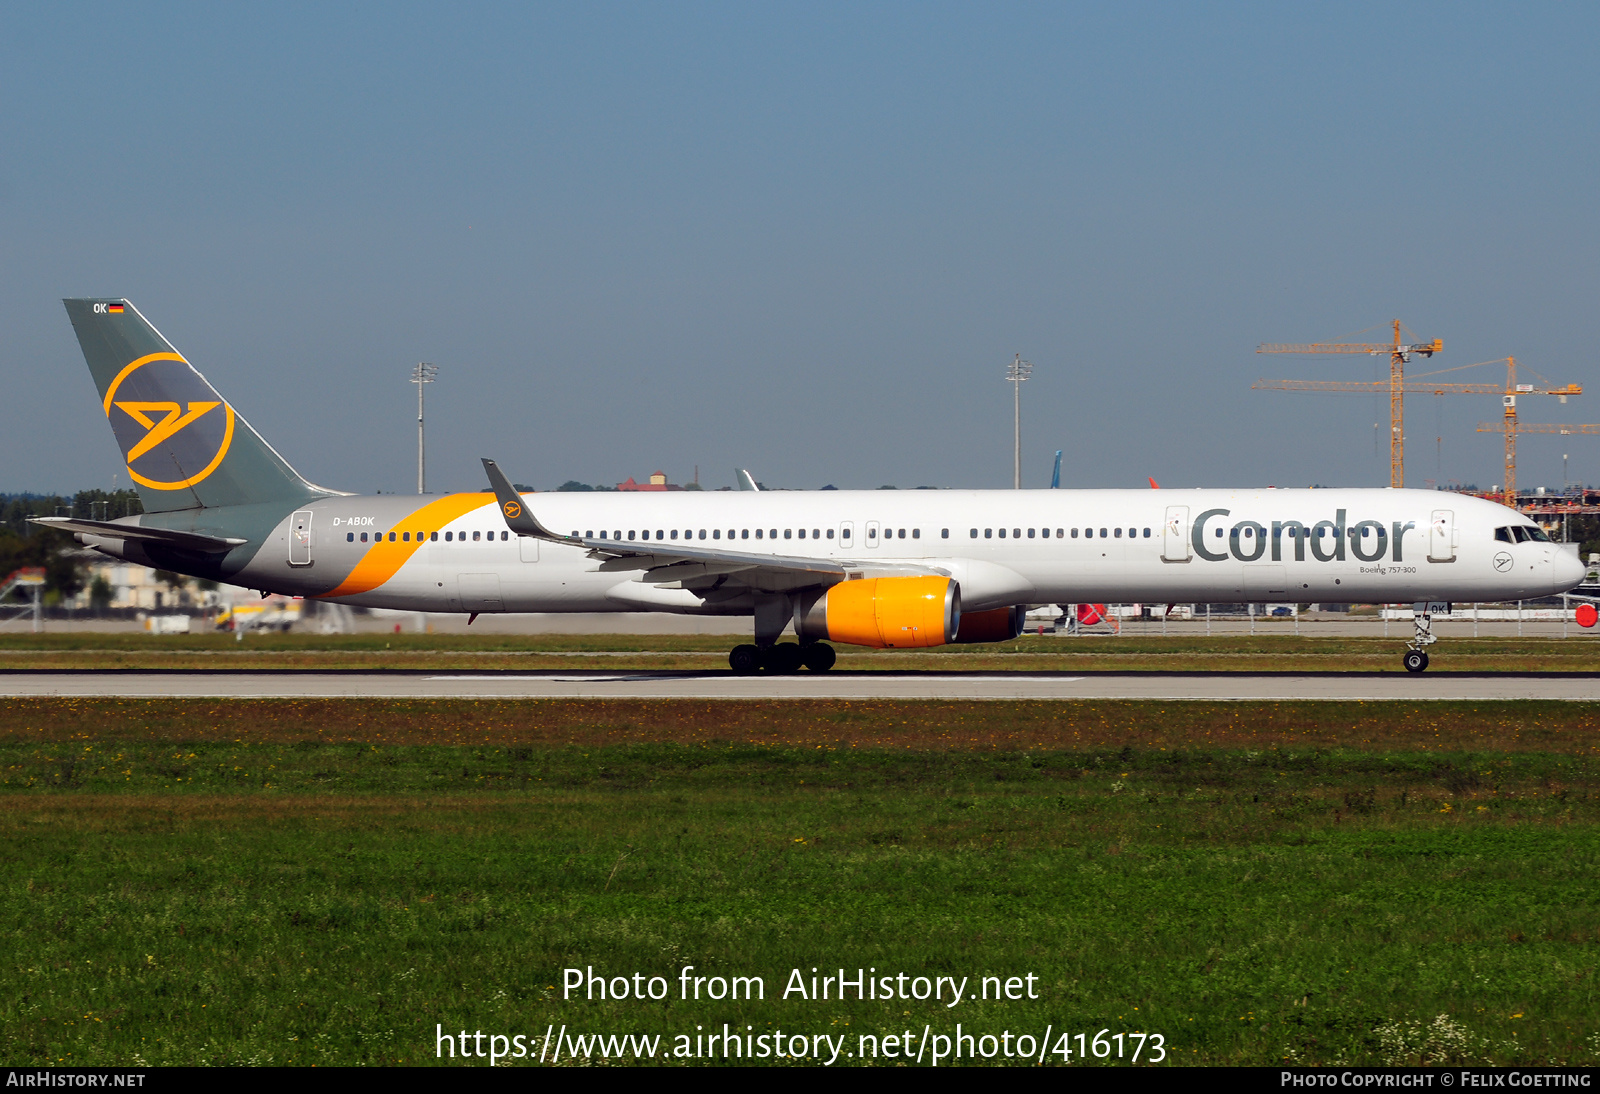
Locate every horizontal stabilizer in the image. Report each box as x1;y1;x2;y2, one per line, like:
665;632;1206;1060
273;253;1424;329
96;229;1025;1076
28;516;245;554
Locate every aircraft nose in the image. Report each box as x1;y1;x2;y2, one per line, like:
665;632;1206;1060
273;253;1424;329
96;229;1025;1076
1553;546;1588;594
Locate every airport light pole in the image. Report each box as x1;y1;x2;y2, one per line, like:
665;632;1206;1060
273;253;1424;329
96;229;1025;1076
411;363;437;494
1006;354;1033;488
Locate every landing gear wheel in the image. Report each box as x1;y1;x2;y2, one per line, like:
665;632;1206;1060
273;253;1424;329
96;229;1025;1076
801;643;837;672
729;644;762;674
766;642;804;674
1403;649;1429;673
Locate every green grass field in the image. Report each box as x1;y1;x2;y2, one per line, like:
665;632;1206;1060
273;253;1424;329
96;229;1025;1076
2;699;1598;1067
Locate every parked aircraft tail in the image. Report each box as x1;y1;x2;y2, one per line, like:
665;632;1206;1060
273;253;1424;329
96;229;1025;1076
63;298;328;514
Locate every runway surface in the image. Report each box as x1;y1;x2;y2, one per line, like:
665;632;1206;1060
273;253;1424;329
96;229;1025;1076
1;670;1596;700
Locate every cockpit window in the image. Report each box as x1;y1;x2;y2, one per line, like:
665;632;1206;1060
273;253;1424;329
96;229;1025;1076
1522;525;1551;543
1494;527;1513;543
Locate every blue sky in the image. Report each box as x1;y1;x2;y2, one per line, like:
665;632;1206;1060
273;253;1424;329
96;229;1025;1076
5;3;1598;493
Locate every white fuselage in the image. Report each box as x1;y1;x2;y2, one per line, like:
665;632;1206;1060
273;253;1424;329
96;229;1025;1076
263;487;1583;615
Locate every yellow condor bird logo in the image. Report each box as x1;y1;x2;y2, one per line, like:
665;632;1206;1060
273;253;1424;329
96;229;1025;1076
502;500;522;519
103;353;236;490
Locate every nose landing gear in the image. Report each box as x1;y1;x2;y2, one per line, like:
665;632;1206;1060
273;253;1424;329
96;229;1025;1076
1403;604;1438;673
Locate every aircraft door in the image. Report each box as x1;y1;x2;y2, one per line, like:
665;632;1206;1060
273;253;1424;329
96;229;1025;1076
518;537;539;563
1162;506;1190;562
1428;510;1456;562
838;522;853;549
865;521;880;548
289;511;313;566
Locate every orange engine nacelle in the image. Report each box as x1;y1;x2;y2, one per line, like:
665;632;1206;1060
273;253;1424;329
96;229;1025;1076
951;604;1025;644
795;576;959;649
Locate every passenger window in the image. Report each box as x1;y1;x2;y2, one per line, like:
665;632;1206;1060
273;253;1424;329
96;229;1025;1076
502;531;509;541
402;532;410;542
430;531;438;542
347;532;354;542
1013;528;1020;538
769;529;777;539
841;527;850;539
656;530;664;539
985;528;993;539
359;532;368;542
813;529;821;539
797;529;805;539
942;529;949;539
756;529;764;539
713;529;721;540
868;527;876;539
474;531;482;541
1143;528;1150;538
912;528;920;539
1101;528;1109;538
784;529;792;539
1115;528;1123;538
699;529;707;540
1128;528;1135;538
826;529;834;539
970;529;978;538
1057;528;1063;538
1071;528;1078;539
1027;528;1035;539
998;528;1006;538
743;530;750;539
898;528;906;539
1217;528;1225;538
599;530;607;539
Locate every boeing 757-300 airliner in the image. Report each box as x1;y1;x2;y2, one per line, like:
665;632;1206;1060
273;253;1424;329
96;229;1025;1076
36;299;1588;673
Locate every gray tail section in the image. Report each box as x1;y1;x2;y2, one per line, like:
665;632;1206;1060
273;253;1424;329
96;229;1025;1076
63;298;327;514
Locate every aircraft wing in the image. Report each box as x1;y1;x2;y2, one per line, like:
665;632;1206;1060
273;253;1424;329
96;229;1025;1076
28;516;246;554
480;458;930;594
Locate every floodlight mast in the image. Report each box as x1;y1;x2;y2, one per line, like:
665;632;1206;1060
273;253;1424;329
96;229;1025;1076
1006;354;1033;488
411;362;438;494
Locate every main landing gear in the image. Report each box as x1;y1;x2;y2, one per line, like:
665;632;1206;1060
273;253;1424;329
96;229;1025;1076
1403;606;1437;673
728;642;836;675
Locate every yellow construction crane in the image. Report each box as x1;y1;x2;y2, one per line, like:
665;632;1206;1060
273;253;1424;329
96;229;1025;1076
1476;371;1597;503
1255;330;1580;493
1255;320;1441;488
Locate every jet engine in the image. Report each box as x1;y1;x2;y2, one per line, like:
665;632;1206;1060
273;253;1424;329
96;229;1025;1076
795;576;959;649
951;604;1026;643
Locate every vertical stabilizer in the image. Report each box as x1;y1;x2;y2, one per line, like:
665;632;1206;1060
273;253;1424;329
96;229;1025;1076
63;298;327;513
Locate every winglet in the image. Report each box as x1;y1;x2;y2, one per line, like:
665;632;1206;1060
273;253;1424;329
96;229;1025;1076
1148;477;1160;489
480;459;576;542
735;469;760;492
1051;451;1062;489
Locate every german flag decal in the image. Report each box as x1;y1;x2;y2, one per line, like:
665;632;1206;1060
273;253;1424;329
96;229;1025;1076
106;303;125;314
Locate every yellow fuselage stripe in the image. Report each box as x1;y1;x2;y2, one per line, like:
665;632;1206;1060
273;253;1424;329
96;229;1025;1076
321;492;497;598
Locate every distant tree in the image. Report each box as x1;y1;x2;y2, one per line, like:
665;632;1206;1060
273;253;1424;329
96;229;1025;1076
683;482;703;491
89;575;113;615
557;481;595;492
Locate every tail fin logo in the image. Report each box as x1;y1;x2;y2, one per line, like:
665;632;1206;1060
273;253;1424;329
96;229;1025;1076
103;353;236;490
502;500;522;519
